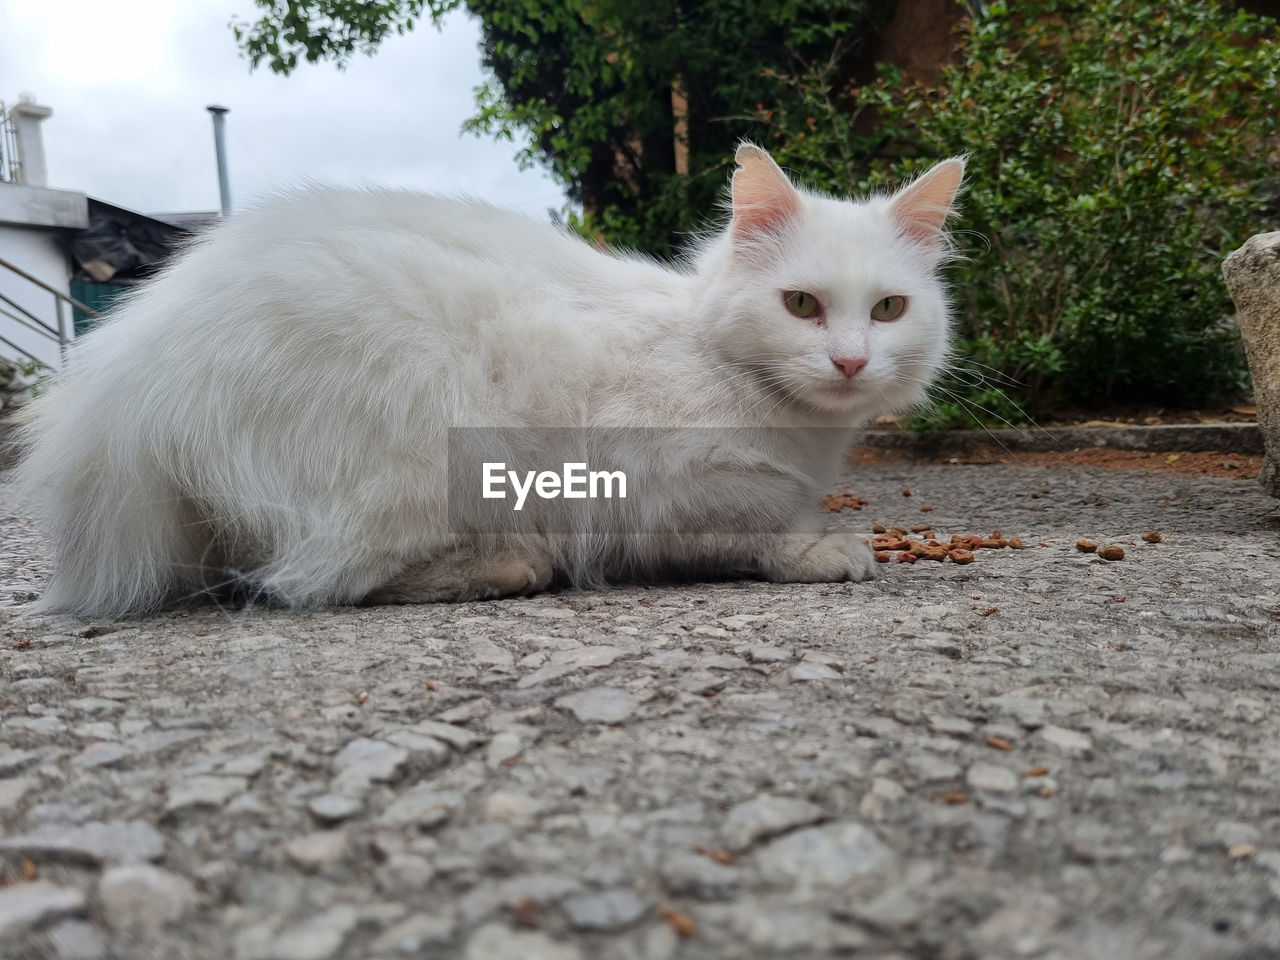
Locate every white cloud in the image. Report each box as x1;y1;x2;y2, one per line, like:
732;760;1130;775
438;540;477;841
1;0;566;217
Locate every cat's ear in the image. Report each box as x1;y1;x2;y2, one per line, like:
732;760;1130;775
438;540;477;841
731;144;800;242
887;158;966;246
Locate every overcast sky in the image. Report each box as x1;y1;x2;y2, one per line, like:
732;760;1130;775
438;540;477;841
1;0;567;218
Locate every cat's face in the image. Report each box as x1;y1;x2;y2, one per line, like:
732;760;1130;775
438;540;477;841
702;146;964;421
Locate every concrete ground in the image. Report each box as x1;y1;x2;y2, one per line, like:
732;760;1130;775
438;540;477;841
1;451;1278;960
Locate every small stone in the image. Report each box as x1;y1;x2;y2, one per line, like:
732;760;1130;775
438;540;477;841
1160;845;1194;864
756;822;895;888
284;831;349;872
641;920;680;959
981;795;1028;819
905;753;963;783
224;633;290;653
859;778;906;820
98;864;196;929
48;919;107;960
165;775;247;812
464;923;584;960
468;640;515;668
555;687;639;724
659;852;739;899
927;714;976;736
1038;725;1093;757
401;720;482;751
1255;851;1280;876
746;646;790;663
562;887;648;931
271;905;360;960
966;763;1018;794
788;662;842;682
372;912;456;954
0;776;36;808
972;894;1061;955
0;820;164;864
1215;822;1262;849
722;794;826;852
383;729;453;768
226;793;268;819
841;885;925;932
221;752;269;777
73;742;130;769
67;697;126;715
912;634;962;658
71;722;119;741
483;791;543;825
376;854;436;893
12;714;69;734
0;881;85;938
308;793;363;824
518;646;622;688
692;625;729;638
458;874;581;925
487;730;524;767
1021;776;1058;797
436;698;491;724
379;785;463;828
527;606;578;620
331;737;408;786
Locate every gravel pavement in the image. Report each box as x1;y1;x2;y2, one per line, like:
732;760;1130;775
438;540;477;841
1;455;1278;960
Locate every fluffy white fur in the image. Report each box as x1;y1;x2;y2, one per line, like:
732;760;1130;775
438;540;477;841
18;145;963;614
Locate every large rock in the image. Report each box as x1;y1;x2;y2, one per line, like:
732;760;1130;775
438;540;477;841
1223;232;1280;498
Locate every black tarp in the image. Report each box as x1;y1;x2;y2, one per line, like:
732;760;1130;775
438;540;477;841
70;199;205;283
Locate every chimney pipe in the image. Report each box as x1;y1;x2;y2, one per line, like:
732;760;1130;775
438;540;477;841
206;105;231;216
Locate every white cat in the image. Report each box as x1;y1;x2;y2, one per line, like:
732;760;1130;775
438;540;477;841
17;144;963;615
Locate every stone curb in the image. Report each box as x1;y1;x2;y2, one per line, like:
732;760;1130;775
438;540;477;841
861;421;1264;455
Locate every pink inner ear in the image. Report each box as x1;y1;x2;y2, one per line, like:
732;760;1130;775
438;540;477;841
889;159;964;245
732;154;800;240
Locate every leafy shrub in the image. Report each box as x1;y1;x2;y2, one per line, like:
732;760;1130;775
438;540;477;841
761;0;1280;424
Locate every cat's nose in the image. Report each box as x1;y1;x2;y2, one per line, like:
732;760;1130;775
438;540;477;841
831;355;867;378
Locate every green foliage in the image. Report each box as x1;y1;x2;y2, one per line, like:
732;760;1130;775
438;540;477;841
235;0;880;255
233;1;453;75
17;359;52;398
764;0;1279;418
235;0;1279;419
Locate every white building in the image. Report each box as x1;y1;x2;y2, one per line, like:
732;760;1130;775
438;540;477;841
0;95;217;371
0;96;88;369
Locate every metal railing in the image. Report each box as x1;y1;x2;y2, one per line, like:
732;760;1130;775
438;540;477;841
0;102;20;184
0;255;99;364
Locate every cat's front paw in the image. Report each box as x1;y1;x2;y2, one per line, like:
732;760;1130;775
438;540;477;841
761;534;878;584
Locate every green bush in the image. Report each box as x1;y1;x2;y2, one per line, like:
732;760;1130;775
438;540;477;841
761;0;1280;425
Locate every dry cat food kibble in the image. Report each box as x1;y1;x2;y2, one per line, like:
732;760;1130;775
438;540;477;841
821;491;870;512
1098;544;1125;561
867;524;1029;566
660;905;698;938
1142;530;1164;543
1076;539;1099;553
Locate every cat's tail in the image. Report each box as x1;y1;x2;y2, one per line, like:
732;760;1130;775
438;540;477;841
15;368;200;616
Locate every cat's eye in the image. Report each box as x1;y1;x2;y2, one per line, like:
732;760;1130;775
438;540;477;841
783;290;821;320
870;295;907;322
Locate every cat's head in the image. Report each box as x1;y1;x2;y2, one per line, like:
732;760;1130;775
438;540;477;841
698;144;964;421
